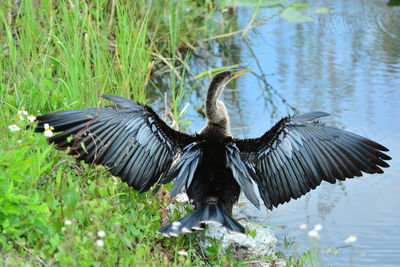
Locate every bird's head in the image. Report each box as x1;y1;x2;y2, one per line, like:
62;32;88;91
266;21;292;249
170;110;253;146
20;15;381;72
208;69;252;94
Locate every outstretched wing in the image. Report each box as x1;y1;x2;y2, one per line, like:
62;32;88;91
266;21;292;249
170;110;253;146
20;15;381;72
36;95;197;193
234;112;391;209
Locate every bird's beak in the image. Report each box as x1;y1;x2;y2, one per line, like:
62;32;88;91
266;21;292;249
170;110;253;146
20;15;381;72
232;68;252;79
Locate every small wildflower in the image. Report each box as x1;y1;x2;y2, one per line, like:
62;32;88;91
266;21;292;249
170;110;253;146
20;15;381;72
298;224;307;230
95;239;104;247
18;108;28;118
175;193;189;203
344;235;357;244
44;123;54;137
44;130;54;137
27;114;36;123
308;230;320;239
64;219;72;225
8;124;20;132
61;227;66;232
178;249;188;256
19;107;28;115
313;224;322;232
97;230;106;238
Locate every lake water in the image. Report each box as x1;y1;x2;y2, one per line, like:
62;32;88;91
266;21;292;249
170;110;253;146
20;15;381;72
185;0;400;266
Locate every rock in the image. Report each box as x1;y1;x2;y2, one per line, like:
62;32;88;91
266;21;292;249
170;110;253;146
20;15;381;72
199;221;278;259
243;259;286;267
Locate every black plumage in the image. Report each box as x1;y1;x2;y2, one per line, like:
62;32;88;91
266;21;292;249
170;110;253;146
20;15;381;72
35;70;391;237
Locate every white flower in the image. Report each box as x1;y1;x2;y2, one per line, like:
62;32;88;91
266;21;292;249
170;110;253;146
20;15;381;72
17;108;28;120
18;108;28;116
298;224;307;230
44;123;54;137
61;227;66;232
95;239;104;247
313;224;322;232
97;230;106;238
64;219;72;225
308;230;320;239
178;249;188;256
175;193;189;203
27;114;36;123
46;130;53;136
8;124;20;132
344;235;357;244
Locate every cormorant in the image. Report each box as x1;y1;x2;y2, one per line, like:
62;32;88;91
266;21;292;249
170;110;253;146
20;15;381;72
35;70;391;237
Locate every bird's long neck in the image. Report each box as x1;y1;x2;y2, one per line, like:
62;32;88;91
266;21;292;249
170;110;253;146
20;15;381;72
203;80;230;136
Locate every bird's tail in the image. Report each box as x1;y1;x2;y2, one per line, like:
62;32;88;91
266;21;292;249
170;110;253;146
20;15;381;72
158;205;244;237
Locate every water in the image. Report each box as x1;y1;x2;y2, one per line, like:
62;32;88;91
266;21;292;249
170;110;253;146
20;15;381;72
185;0;400;266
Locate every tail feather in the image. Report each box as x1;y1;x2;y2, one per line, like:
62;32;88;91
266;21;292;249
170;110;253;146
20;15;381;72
158;205;244;237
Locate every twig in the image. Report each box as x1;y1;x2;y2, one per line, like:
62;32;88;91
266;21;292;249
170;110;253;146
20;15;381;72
175;52;207;92
107;0;116;33
162;92;177;129
7;4;12;25
144;60;154;87
163;92;168;121
151;52;182;81
14;240;49;266
241;7;259;38
48;0;54;43
200;5;289;42
4;143;34;151
242;38;298;113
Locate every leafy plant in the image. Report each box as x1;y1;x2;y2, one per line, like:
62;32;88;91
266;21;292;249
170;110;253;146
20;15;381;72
0;0;327;265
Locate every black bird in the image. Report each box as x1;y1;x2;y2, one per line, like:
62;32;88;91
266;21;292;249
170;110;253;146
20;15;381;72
35;70;391;237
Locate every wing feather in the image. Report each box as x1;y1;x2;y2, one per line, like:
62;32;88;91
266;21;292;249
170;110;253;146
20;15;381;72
36;95;197;192
234;112;391;208
164;142;203;198
225;144;260;208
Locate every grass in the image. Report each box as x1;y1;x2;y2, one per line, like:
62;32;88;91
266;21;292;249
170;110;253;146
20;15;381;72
0;0;325;265
0;0;246;265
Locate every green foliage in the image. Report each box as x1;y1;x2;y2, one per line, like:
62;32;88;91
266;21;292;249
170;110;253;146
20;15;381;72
0;0;207;264
280;2;330;23
223;0;290;8
0;0;326;265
